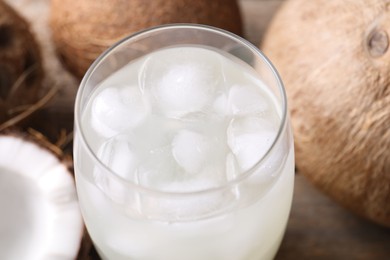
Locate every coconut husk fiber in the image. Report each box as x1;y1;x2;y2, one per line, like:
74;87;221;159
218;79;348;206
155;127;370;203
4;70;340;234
0;0;43;123
4;0;79;141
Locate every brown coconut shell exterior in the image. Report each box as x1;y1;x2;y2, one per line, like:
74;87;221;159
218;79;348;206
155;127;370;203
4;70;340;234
50;0;243;79
0;0;43;122
262;0;390;227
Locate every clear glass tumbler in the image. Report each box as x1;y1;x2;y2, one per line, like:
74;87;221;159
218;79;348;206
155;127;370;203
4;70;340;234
74;24;294;260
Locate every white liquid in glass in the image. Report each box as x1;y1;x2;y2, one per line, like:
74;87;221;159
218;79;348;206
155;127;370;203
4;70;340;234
75;46;294;260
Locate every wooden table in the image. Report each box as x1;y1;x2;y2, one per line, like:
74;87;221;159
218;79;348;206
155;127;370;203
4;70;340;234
11;0;389;259
276;175;390;260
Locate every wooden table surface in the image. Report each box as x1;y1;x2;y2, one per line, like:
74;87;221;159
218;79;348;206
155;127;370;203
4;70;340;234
276;175;390;260
9;0;388;259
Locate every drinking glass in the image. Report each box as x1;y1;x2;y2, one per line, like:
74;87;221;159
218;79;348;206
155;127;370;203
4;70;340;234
74;24;294;260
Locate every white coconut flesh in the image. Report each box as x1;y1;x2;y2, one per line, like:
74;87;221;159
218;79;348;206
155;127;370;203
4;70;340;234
0;135;83;259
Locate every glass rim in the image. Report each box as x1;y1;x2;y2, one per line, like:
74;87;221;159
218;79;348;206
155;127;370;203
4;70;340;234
74;23;288;197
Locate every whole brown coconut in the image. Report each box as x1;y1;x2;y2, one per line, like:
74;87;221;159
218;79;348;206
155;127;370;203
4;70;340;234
0;1;43;122
50;0;243;79
262;0;390;227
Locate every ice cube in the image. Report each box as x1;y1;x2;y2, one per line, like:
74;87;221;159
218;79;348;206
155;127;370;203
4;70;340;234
213;85;269;117
91;85;149;138
136;145;180;190
228;84;269;116
171;130;212;174
97;134;138;180
128;128;218;192
137;143;227;193
227;117;277;171
213;93;229;116
140;47;223;118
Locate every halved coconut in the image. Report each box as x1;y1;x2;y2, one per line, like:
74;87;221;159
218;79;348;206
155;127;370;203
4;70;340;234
0;134;83;259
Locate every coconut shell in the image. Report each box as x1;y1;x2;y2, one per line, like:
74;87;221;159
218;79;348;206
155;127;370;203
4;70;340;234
50;0;243;79
262;0;390;227
0;0;43;122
